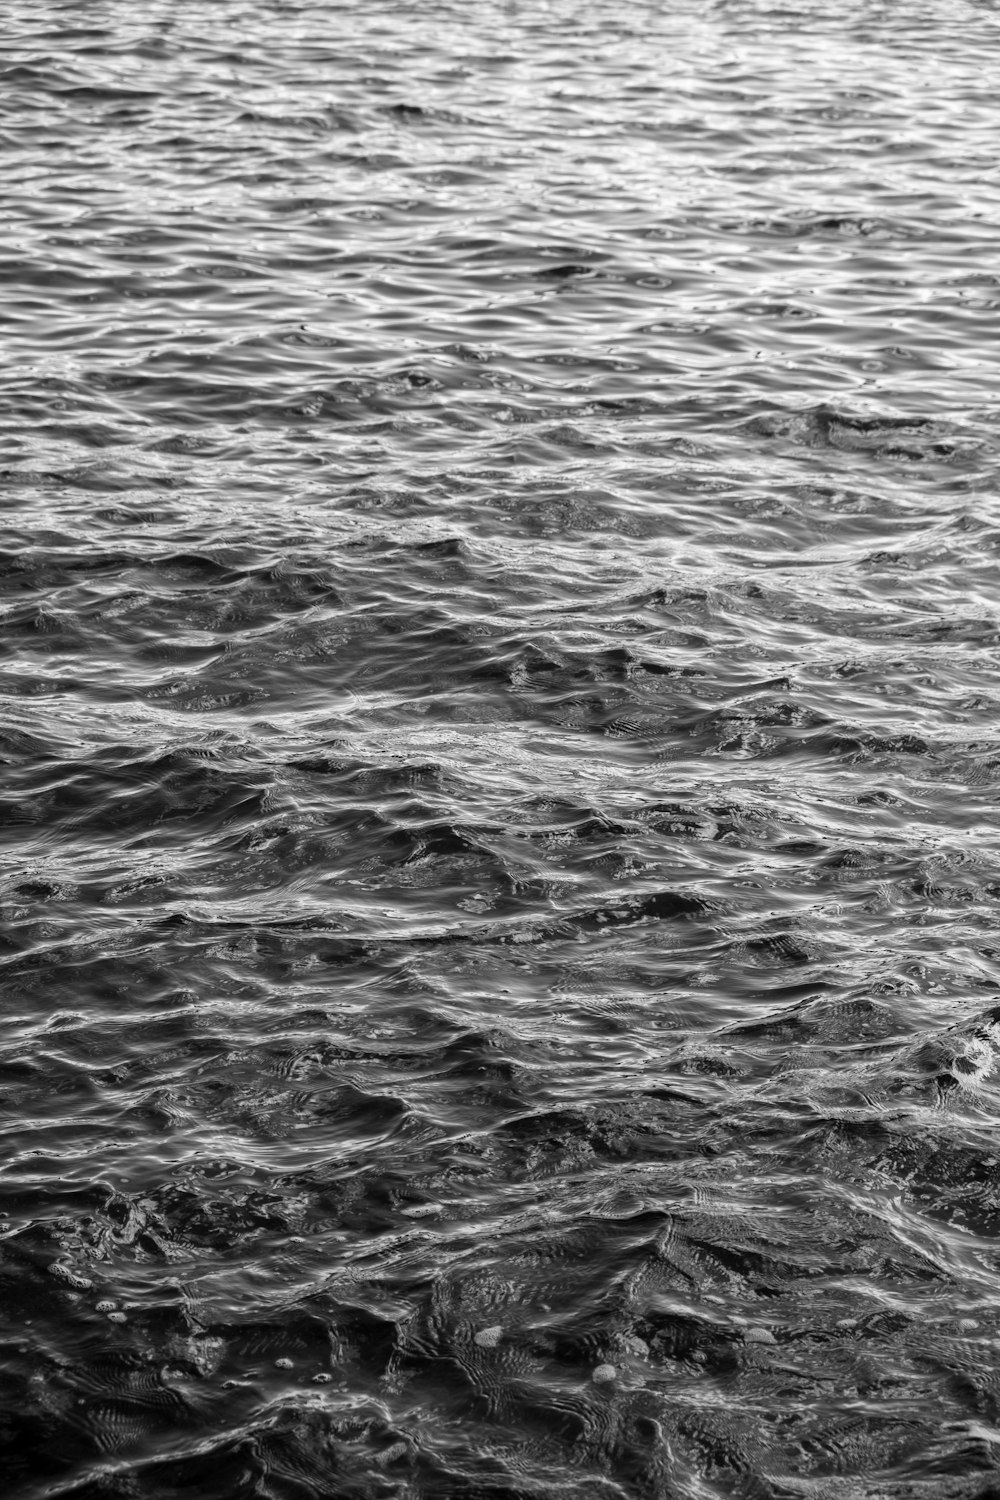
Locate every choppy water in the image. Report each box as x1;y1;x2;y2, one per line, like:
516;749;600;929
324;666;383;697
4;1;1000;1495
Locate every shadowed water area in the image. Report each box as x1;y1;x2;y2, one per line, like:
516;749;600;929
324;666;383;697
3;0;1000;1495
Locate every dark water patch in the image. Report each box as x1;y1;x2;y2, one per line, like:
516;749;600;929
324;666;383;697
743;404;974;463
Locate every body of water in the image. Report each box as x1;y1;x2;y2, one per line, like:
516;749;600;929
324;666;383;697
4;2;1000;1495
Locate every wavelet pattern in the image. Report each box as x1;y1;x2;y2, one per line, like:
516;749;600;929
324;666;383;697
3;1;1000;1496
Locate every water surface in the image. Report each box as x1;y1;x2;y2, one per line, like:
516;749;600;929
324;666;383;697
4;2;1000;1495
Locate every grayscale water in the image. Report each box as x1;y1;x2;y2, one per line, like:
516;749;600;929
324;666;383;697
3;1;1000;1495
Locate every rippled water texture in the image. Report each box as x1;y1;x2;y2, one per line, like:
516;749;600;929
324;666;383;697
4;1;1000;1495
